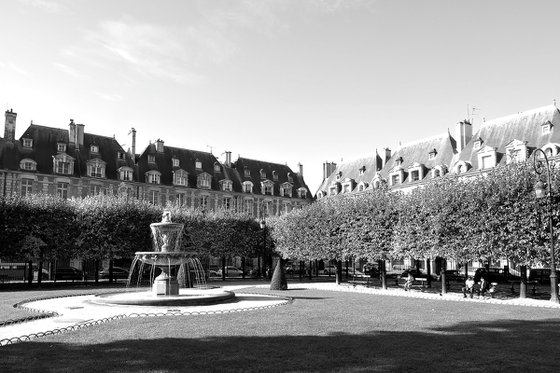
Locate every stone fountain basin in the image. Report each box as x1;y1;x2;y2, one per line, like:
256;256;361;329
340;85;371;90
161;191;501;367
92;288;236;307
135;251;199;266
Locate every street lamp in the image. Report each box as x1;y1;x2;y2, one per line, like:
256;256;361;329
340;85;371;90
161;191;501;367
533;148;560;303
260;219;266;279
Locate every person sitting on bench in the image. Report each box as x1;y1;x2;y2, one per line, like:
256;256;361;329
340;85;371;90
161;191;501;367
462;276;475;298
478;276;489;297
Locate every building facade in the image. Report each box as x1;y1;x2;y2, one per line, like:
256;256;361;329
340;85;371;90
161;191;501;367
0;109;313;217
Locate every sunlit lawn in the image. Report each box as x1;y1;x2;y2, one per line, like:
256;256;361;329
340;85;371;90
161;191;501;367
1;285;560;372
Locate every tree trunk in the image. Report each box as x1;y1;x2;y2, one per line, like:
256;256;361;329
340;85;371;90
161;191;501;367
335;260;343;285
109;258;114;283
379;259;387;290
426;259;432;288
27;260;33;285
221;256;226;281
441;259;447;295
309;260;313;280
94;259;99;283
464;262;469;279
241;257;246;279
519;265;527;299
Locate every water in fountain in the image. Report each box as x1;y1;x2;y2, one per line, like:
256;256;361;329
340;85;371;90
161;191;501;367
93;211;235;306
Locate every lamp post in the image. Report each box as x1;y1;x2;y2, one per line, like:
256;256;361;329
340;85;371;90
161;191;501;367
533;149;559;303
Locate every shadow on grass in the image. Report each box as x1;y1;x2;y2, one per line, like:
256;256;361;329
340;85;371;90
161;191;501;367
1;319;559;372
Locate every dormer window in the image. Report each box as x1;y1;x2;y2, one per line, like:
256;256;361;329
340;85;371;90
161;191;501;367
395;157;403;166
428;149;437;160
52;153;74;175
297;187;307;199
118;166;134;181
214;163;221;173
197;172;211;189
341;178;355;193
359;166;366;176
195;160;202;170
477;146;497;170
473;139;482;149
542;121;552;135
172;158;180;167
173;169;188;186
57;143;66;152
336;172;342;181
220;179;233;192
288;173;293;182
87;159;106;178
90;145;99;153
148;154;156;163
260;169;266;179
280;182;292;197
410;170;420;182
20;158;37;171
505;140;528;164
23;138;33;148
272;171;278;181
242;181;253;193
146;170;161;184
262;180;274;195
244;169;251;178
117;151;125;160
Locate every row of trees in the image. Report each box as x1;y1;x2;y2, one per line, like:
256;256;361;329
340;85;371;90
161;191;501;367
0;192;273;282
269;161;559;296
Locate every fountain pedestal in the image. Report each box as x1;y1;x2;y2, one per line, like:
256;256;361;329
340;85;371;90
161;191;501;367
153;269;179;296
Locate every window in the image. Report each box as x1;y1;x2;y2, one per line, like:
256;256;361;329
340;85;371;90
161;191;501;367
433;168;441;178
87;159;106;178
297;188;307;199
359;166;366;176
221;180;233;192
20;159;36;171
197;173;211;189
545;147;554;158
357;183;365;192
57;143;66;152
542;122;552;135
90;145;99;153
260;169;266;179
243;181;253;193
223;196;232;210
21;179;33;196
343;184;352;193
272;171;278;181
395;157;403;166
195;160;202;170
23;138;33;148
244;169;251;177
200;195;209;210
281;183;292;197
90;184;104;195
53;153;74;175
146;171;161;184
176;193;186;206
262;181;274;195
173;170;188;186
411;170;420;182
474;140;482;149
245;199;254;216
336;172;342;181
57;182;68;199
119;167;133;181
148;190;159;205
117;151;125;160
391;174;400;185
148;155;156;163
287;173;293;182
481;155;493;169
214;163;221;172
428;149;437;160
172;158;180;167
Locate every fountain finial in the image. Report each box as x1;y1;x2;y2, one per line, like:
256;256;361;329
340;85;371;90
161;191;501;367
162;211;172;223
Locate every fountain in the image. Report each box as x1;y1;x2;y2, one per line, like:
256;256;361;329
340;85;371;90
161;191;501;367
93;211;236;306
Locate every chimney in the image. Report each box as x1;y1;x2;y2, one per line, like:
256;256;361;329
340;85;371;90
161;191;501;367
225;151;232;167
155;138;164;153
68;119;76;145
456;120;473;152
383;148;392;168
76;123;85;147
4;109;17;142
298;162;303;177
323;162;338;180
130;127;136;157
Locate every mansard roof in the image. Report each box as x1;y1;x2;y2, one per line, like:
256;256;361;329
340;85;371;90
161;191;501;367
136;143;223;188
316;153;383;194
4;124;133;178
234;157;311;199
453;104;560;170
380;133;457;183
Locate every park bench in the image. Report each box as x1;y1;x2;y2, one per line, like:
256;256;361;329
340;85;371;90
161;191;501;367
348;276;372;287
510;280;538;295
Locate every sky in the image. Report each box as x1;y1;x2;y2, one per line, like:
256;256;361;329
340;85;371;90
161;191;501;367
2;0;560;194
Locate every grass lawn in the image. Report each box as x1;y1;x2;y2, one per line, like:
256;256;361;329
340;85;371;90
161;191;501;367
1;285;560;372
